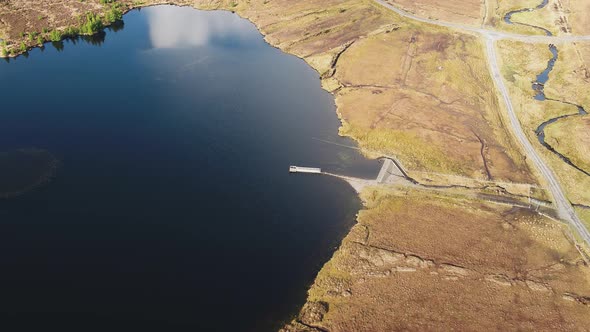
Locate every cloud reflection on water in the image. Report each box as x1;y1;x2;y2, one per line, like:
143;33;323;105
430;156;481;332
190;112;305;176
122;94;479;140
145;6;258;48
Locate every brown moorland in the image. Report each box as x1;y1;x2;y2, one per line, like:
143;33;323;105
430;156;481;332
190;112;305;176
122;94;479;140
333;24;535;183
282;189;590;331
384;0;483;26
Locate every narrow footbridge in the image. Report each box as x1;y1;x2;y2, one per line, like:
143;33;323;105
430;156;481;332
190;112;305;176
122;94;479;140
290;158;407;190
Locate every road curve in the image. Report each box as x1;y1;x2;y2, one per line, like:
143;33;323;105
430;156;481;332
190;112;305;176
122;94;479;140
372;0;590;246
372;0;590;43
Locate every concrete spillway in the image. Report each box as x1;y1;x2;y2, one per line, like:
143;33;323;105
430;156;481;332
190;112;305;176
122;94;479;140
376;159;394;183
289;166;322;174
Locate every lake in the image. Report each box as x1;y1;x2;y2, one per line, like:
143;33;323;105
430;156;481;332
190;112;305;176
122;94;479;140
0;6;379;331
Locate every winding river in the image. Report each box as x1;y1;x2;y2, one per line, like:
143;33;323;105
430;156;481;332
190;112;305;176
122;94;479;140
0;6;379;331
504;1;590;176
504;0;552;36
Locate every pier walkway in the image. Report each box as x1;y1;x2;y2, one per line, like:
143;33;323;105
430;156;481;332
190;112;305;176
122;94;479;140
291;157;410;192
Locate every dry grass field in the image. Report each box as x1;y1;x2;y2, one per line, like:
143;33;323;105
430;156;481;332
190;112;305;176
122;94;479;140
507;0;590;35
545;117;590;173
282;189;590;331
333;24;535;183
493;0;574;35
384;0;483;26
578;207;590;232
566;0;590;35
497;40;590;205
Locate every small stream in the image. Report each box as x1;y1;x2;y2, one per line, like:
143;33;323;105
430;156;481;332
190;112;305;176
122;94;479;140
504;1;590;176
504;0;552;36
532;44;558;101
535;105;590;176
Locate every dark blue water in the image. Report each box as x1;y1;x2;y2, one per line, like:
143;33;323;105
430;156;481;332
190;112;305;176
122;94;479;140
533;44;558;101
0;6;379;331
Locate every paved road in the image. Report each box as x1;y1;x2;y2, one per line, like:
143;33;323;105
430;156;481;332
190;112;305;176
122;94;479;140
372;0;590;246
373;0;590;43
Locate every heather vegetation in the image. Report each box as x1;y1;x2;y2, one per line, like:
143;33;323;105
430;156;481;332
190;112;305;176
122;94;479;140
1;1;124;55
79;13;104;35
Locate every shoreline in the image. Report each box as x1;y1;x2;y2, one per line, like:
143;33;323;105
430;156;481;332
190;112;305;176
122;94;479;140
2;4;378;330
3;1;590;330
1;0;382;169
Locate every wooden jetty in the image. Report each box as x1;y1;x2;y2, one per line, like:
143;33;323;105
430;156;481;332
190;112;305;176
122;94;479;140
289;166;322;174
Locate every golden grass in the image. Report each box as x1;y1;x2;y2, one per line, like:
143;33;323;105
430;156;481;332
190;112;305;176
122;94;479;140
489;0;552;35
505;0;563;36
576;207;590;232
384;0;483;26
564;0;590;35
333;25;536;182
497;40;590;205
492;0;589;36
545;116;590;172
294;188;590;331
